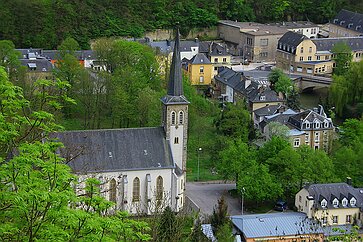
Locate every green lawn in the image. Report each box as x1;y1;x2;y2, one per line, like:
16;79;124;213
186;115;222;181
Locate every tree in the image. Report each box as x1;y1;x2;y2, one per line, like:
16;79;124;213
286;86;300;110
275;74;293;95
190;217;209;242
156;206;178;242
268;68;285;88
0;67;151;241
215;102;251;142
266;121;290;140
332;42;352;76
211;196;229;233
0;40;21;81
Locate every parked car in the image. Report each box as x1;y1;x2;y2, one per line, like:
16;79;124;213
274;201;288;211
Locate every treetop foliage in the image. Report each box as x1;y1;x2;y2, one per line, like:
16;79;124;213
0;0;360;49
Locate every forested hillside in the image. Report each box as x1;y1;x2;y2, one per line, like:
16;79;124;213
1;0;362;49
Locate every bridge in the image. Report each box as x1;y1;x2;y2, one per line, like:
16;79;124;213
292;74;332;92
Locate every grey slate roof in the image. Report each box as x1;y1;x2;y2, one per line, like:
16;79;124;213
42;50;96;60
52;127;174;173
214;67;247;94
305;183;363;210
247;87;281;103
267;21;319;29
287;107;334;130
312;37;363;52
231;212;323;238
189;53;211;65
167;29;183;97
253;104;281;117
148;40;199;55
278;31;307;54
20;58;54;72
332;9;363;34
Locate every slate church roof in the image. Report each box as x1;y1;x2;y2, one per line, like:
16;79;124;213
277;31;307;54
53;127;174;173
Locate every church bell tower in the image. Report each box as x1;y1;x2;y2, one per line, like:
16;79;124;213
161;28;189;172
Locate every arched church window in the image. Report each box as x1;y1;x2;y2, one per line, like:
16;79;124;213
133;177;140;202
109;178;117;202
171;112;176;125
179;111;184;124
156;176;163;205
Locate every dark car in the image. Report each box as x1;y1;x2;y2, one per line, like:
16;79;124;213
274;201;288;211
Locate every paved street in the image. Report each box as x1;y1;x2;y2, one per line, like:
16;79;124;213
186;182;242;216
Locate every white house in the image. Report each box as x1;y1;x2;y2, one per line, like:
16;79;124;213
54;30;189;215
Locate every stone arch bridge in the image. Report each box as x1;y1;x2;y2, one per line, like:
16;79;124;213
292;75;332;92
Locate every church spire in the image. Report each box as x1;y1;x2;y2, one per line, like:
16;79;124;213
167;28;183;96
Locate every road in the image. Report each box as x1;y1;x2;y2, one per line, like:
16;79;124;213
186;182;242;216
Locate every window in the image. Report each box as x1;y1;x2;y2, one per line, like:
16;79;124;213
308;56;312;61
307;68;313;74
300;56;304;61
350;198;356;206
324;121;329;128
260;95;266;101
305;201;307;207
321;199;327;208
333;199;339;207
156;176;163;204
305;121;310;129
199;76;204;83
179;111;184;124
300;47;304;53
260;39;268;46
333;216;338;224
297;66;302;72
317;55;320;60
315;121;320;129
199;66;204;73
294;138;300;147
315;132;320;142
322;217;328;225
171;112;176;125
342;198;348;207
247;37;253;45
299;196;302;202
305;133;310;144
132;177;140;202
223;58;227;62
214;58;218;63
109;179;117;202
309;47;312;53
346;215;351;223
174;137;179;144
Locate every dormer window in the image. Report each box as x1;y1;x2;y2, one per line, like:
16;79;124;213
340;21;345;25
305;121;310;129
333;19;338;24
342;198;348;207
324;120;329;128
321;199;327;208
260;95;266;101
332;198;339;208
350;197;356;207
315;121;320;129
348;23;353;28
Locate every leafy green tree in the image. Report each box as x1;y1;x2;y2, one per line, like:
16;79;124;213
190;217;209;242
266;121;290;140
156;206;178;242
332;42;353;76
215;222;234;242
286;86;300;110
0;40;20;81
275;74;293;95
211;196;229;233
268;68;285;88
215;102;251;142
0;67;151;241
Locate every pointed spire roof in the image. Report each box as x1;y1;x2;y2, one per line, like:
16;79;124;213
161;28;189;105
168;28;183;96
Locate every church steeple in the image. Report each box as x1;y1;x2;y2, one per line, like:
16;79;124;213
161;28;189;105
161;27;189;173
167;28;183;96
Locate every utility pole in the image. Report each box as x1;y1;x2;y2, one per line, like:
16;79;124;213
241;187;245;215
197;148;202;181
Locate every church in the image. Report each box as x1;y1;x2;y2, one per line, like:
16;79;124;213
54;30;189;215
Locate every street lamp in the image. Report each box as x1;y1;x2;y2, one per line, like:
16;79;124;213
241;187;245;215
197;148;202;181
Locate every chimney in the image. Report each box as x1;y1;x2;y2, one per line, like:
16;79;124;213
346;177;352;186
194;37;199;43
